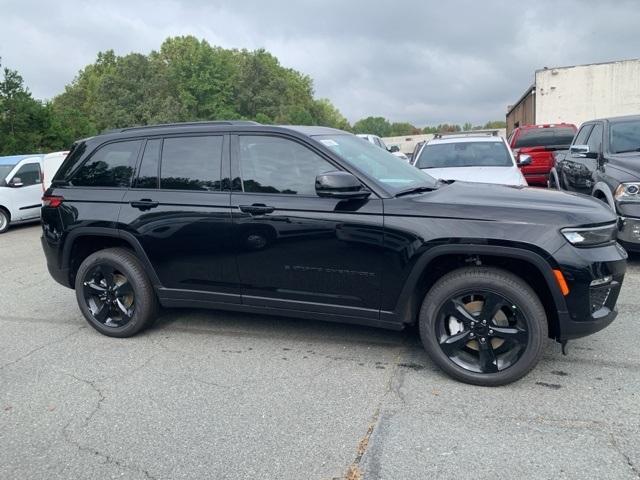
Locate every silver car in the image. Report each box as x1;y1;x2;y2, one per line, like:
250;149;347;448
411;132;530;186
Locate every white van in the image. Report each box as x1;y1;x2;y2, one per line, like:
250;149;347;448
42;151;69;191
0;155;44;233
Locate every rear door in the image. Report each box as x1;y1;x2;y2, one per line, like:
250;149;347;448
119;134;239;302
229;133;385;318
6;160;43;220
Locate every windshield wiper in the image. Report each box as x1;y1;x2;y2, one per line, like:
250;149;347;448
394;186;438;197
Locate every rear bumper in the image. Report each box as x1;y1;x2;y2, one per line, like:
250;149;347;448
41;235;72;288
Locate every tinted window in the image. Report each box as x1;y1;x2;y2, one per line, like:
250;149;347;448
136;139;161;189
587;123;603;153
72;140;141;187
610;120;640;153
573;125;593;146
514;127;576;148
416;141;512;168
239;136;335;195
160;136;223;191
12;162;41;186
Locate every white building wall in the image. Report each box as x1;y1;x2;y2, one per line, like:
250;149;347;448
535;59;640;127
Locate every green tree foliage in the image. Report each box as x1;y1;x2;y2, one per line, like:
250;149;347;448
389;122;419;136
352;116;392;137
0;60;51;154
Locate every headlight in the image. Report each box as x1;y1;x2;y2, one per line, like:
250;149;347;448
561;223;617;246
614;183;640;201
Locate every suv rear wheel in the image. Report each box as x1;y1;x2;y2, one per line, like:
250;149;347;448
75;247;158;337
419;267;547;386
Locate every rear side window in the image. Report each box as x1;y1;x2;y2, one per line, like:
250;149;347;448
160;136;223;191
514;128;576;148
135;139;161;189
71;140;142;187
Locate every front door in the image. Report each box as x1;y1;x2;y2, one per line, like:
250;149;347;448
119;134;239;302
229;133;385;318
7;161;43;221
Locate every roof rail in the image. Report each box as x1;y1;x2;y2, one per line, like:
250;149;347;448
433;129;500;139
118;120;261;133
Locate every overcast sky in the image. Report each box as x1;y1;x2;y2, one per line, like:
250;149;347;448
1;0;638;126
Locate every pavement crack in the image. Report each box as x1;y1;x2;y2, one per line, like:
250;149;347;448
610;432;640;478
0;326;85;370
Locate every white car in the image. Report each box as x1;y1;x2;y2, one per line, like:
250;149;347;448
411;133;530;186
42;151;69;190
0;155;45;233
356;134;410;161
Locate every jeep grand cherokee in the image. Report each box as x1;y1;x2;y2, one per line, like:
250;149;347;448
41;121;627;386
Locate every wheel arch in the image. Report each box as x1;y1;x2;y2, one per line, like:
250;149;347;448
389;244;567;339
592;182;616;211
548;167;561;190
62;228;161;288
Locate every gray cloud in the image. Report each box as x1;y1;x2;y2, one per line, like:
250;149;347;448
0;0;638;125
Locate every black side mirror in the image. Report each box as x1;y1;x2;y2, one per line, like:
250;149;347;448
388;145;400;153
518;154;533;166
315;171;371;200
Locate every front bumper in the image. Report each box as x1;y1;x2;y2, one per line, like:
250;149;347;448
618;215;640;250
552;241;627;340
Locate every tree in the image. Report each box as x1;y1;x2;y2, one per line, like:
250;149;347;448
352;116;392;137
389;122;417;136
462;122;473;131
483;120;507;129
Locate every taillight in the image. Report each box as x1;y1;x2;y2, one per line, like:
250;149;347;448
42;195;64;208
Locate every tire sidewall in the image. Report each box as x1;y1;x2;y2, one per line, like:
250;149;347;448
419;269;547;386
0;209;10;233
75;250;153;337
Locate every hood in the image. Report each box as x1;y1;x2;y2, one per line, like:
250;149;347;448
606;153;640;181
403;180;617;228
420;166;526;186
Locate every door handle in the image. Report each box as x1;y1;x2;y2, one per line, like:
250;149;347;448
130;199;159;211
239;204;275;215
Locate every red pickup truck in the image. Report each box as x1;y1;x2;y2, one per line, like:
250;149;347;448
508;124;577;187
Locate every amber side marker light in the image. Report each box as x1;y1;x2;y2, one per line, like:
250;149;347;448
553;269;570;296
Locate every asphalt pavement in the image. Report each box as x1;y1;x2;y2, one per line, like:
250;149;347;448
1;224;639;479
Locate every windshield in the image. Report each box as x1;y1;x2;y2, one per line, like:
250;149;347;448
416;141;512;169
610;120;640;153
514;127;576;148
0;164;17;180
314;134;437;193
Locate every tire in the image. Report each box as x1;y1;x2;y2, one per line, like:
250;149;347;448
0;208;10;234
74;247;158;337
419;267;547;386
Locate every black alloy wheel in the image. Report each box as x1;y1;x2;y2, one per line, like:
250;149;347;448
82;264;135;328
419;267;547;386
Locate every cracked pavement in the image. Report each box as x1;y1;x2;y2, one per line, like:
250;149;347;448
1;224;639;479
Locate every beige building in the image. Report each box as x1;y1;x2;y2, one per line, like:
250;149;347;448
506;58;640;135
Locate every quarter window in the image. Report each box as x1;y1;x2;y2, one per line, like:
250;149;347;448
160;136;223;191
12;163;41;186
71;140;141;187
238;136;336;195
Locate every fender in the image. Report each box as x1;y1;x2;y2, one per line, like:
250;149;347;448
383;243;568;324
592;182;616;211
62;227;162;286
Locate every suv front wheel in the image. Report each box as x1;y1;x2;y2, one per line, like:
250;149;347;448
419;267;547;386
75;247;158;337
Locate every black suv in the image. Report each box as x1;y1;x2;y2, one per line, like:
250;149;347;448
42;121;627;386
551;114;640;251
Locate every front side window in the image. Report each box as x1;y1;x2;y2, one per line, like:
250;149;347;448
71;140;141;187
610;120;640;154
12;163;41;186
587;123;604;154
416;141;512;169
239;136;335;195
160;136;223;191
573;125;593;146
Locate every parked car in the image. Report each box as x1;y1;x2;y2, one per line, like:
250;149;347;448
550;114;640;252
42;151;70;191
0;154;44;233
356;133;409;161
508;124;577;187
42;121;626;386
411;132;528;186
